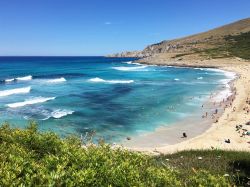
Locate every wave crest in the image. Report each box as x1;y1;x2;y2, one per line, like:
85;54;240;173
5;78;15;83
51;109;74;119
88;77;134;84
6;97;55;108
123;61;142;65
47;77;66;83
112;66;147;71
0;86;31;97
16;75;32;81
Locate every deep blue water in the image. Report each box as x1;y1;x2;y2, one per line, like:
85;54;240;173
0;57;231;142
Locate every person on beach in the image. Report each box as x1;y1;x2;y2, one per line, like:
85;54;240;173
182;132;187;138
215;109;218;114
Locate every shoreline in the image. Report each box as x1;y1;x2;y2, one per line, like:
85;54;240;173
121;58;250;154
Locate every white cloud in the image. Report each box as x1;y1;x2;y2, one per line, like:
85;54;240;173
104;22;112;25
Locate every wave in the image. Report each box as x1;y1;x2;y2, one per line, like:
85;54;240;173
16;75;32;81
112;66;147;71
197;77;203;80
213;88;232;102
47;77;66;83
123;61;142;66
218;78;231;84
88;77;134;84
51;109;74;119
5;78;15;83
194;68;204;70
6;97;55;108
1;75;32;83
174;78;180;81
205;68;236;79
0;86;31;97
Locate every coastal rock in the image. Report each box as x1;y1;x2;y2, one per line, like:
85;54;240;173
107;50;146;58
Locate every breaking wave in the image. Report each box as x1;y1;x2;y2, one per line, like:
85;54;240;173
5;78;15;83
16;75;32;81
6;97;55;108
0;86;31;97
88;77;134;84
51;109;74;119
47;77;66;83
123;61;142;65
112;66;147;71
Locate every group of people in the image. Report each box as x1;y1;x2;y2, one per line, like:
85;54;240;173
236;125;249;138
201;87;238;124
243;97;250;114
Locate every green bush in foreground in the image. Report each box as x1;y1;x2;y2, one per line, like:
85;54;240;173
0;123;231;186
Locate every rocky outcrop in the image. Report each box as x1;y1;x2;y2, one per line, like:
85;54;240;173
107;50;146;58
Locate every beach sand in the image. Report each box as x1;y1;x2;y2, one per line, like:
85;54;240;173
122;58;250;154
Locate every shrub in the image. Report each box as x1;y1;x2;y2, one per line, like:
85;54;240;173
0;123;231;186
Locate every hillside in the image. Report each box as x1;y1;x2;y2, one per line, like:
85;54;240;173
108;18;250;60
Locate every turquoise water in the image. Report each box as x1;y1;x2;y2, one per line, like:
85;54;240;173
0;57;232;142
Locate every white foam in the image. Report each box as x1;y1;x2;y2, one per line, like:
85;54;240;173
112;66;147;71
205;68;236;79
205;68;226;73
6;97;55;108
5;78;15;82
213;88;233;102
224;71;236;79
197;77;203;80
174;78;180;81
16;75;32;81
0;86;31;97
123;61;142;65
194;68;204;70
218;79;231;85
89;77;134;84
47;77;66;83
51;109;74;119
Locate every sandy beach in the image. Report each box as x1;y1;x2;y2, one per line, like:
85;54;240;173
122;58;250;154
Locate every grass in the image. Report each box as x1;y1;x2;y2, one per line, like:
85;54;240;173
1;122;250;186
156;150;250;186
172;31;250;60
198;31;250;60
225;32;250;60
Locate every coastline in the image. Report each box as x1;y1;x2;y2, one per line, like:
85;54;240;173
121;58;250;154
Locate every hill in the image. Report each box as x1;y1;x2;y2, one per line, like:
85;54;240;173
108;18;250;61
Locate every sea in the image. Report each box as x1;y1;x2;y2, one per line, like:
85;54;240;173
0;57;236;143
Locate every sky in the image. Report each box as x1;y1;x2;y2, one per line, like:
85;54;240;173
0;0;249;56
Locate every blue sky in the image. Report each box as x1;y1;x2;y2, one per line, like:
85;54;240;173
0;0;249;56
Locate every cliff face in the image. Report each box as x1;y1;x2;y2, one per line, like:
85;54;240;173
107;18;250;59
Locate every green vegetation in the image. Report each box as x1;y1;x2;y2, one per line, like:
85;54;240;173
225;32;250;59
172;32;250;60
199;32;250;60
1;123;249;186
156;150;250;186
